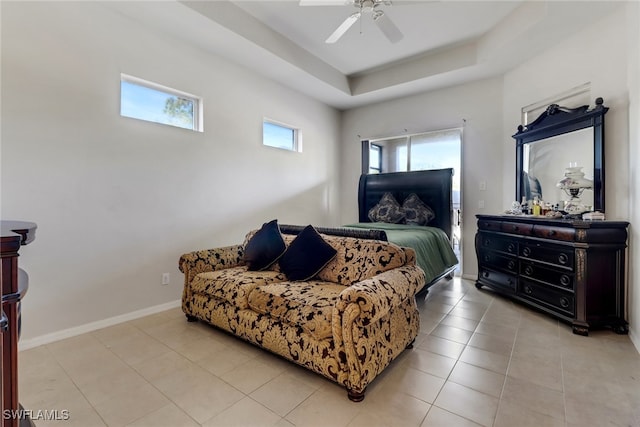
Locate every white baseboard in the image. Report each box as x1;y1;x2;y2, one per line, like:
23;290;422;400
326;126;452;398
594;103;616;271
19;299;181;351
461;273;477;281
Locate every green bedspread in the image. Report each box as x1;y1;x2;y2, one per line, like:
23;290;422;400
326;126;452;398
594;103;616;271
344;223;458;286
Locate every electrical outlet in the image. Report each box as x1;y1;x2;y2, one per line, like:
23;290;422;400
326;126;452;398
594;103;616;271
478;200;485;209
162;273;170;285
479;181;486;191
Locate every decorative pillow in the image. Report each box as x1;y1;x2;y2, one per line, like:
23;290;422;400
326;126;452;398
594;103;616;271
402;193;436;225
279;225;337;281
367;192;405;223
243;219;287;271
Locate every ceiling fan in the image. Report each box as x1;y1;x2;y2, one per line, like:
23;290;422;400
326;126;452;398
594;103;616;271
301;0;404;44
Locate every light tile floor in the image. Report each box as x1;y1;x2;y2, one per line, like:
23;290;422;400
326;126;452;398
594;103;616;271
19;277;640;427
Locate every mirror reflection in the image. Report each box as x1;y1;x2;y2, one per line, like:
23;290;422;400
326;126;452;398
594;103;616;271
522;127;593;210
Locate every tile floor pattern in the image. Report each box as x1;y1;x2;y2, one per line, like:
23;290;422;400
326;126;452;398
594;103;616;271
19;277;640;427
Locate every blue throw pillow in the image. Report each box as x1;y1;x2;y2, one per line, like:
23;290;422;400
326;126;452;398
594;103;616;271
243;219;287;271
279;225;337;281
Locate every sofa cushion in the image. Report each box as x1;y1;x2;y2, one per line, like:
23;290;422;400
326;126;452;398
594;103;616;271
279;225;337;281
243;219;286;271
248;281;344;340
315;235;408;286
191;266;287;309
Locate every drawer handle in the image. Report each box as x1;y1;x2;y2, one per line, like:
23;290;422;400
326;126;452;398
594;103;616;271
507;243;516;253
524;286;533;295
560;275;571;286
484;254;491;262
512;225;520;231
524;266;534;276
560;297;570;308
484;239;491;246
558;253;569;265
548;230;557;236
508;260;516;270
482;271;489;278
522;247;531;257
507;278;514;285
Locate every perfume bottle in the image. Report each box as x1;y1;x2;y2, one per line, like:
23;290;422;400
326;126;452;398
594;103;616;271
520;197;529;215
532;197;541;216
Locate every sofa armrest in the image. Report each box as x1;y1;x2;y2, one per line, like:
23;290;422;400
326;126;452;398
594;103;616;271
332;265;425;394
178;245;244;285
335;265;425;325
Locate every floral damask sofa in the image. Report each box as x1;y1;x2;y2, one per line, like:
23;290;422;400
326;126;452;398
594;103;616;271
179;221;426;401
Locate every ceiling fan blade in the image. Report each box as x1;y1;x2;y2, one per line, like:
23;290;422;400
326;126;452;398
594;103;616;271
325;12;360;43
374;11;403;43
299;0;353;6
383;0;436;5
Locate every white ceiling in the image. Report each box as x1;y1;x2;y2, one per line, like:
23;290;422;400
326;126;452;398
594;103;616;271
105;0;623;110
233;1;522;75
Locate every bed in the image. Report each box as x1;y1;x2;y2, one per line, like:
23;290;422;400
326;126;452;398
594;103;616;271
279;169;458;295
345;168;459;295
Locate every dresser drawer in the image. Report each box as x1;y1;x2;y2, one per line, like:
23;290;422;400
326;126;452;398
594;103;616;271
478;219;502;232
520;261;574;291
501;221;534;236
520;242;574;270
519;279;575;316
480;251;518;274
478;233;518;255
479;268;517;292
533;225;575;242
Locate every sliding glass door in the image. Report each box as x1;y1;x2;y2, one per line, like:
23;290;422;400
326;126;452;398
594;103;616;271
363;128;463;262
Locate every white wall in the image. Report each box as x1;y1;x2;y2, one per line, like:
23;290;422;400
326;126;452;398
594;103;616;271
340;77;505;278
626;0;640;349
1;2;341;342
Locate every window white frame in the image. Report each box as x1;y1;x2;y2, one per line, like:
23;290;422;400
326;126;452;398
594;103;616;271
262;118;301;152
120;73;203;132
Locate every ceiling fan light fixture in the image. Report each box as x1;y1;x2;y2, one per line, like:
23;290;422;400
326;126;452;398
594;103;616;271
359;0;376;13
321;0;403;44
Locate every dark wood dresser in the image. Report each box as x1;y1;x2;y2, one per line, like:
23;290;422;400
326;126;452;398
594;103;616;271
1;221;37;427
475;214;628;335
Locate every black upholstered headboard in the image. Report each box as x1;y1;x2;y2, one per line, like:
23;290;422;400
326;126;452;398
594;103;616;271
358;169;454;240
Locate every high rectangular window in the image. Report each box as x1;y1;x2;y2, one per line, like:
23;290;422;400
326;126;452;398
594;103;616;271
263;119;300;151
120;74;203;132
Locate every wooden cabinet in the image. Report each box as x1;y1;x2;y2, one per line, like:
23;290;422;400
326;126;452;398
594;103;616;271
475;215;628;336
1;221;37;427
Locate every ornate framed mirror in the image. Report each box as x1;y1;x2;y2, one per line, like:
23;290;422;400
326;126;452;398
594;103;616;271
513;97;608;213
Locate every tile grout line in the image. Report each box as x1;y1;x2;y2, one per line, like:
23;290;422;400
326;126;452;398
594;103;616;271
90;322;203;427
42;341;111;427
489;297;520;427
422;286;493;427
